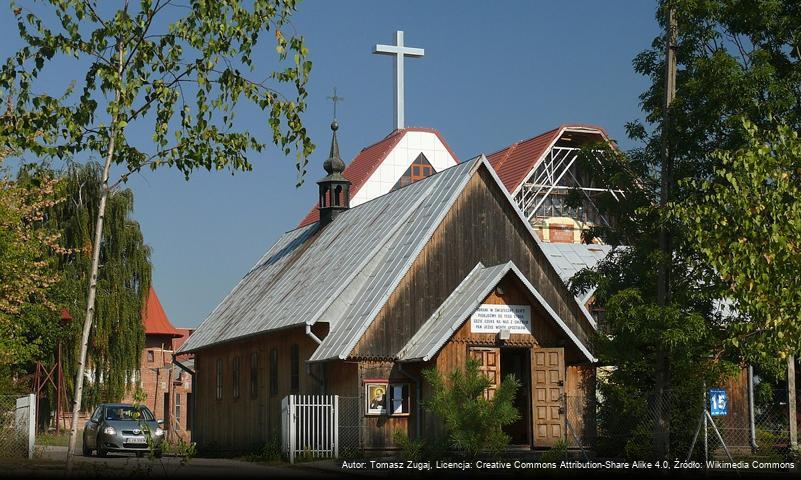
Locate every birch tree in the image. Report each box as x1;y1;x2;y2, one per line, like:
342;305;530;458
0;0;314;466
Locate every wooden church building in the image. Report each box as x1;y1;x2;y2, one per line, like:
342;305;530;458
178;120;601;452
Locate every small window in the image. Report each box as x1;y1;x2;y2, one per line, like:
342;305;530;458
232;356;241;399
389;383;411;416
269;348;278;396
250;352;259;398
215;359;223;400
290;345;300;393
175;394;181;422
147;350;154;363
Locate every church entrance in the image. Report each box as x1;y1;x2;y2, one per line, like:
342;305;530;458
500;347;531;445
532;347;565;448
467;347;567;449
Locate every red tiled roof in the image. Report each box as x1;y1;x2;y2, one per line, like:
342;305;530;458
298;127;459;227
487;124;610;194
142;287;182;338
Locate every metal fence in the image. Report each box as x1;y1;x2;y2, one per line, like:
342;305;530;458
0;394;35;459
563;387;794;461
338;396;362;453
281;394;339;463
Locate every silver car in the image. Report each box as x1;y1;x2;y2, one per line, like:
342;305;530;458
82;403;164;457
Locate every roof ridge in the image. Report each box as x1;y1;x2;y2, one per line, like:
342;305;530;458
302;166;449;329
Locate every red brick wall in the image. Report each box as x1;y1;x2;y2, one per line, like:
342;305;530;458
121;334;193;441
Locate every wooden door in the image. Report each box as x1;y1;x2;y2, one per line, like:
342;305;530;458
469;347;500;400
531;348;565;447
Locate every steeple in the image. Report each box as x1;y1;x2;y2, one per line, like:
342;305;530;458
317;118;351;227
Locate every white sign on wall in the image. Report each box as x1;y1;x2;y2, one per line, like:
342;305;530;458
470;304;531;334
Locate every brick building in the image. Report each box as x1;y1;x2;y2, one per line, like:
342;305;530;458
123;288;194;441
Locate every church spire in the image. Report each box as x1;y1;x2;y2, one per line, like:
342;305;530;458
317;93;351;227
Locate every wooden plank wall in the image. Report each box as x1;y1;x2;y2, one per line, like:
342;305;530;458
355;360;417;450
415;275;588;444
351;166;595;362
721;367;751;448
192;323;328;452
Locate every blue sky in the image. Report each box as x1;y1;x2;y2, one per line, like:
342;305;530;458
1;1;661;328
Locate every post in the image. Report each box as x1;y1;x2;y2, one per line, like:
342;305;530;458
655;1;678;459
748;365;757;450
289;395;296;464
703;388;708;467
333;395;339;458
16;394;36;459
789;355;797;450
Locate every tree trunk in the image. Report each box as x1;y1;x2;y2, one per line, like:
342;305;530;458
65;43;123;471
655;2;677;460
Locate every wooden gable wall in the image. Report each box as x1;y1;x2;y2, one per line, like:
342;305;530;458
351;164;595;363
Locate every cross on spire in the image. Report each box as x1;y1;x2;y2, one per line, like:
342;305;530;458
327;87;344;120
373;30;424;130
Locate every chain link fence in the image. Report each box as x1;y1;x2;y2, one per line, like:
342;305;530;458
0;394;35;459
564;386;795;462
338;396;362;455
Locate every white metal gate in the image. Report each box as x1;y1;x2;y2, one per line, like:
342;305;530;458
281;394;339;463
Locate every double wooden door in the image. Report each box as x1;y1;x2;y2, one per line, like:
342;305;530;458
532;347;565;447
468;346;565;448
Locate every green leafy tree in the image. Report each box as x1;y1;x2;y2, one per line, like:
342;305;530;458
674;121;801;373
423;358;520;459
51;162;152;408
0;156;64;391
571;0;801;456
0;0;314;463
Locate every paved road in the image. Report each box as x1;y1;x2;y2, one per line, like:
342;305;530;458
24;445;346;478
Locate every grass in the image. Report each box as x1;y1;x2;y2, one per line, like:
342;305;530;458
37;431;79;447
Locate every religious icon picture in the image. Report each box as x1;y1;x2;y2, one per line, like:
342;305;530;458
365;382;388;416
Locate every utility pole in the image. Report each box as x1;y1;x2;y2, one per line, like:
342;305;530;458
655;0;677;460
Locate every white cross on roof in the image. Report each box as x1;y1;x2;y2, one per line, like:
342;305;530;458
373;30;424;131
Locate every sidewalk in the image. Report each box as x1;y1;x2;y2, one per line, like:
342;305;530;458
4;445;345;478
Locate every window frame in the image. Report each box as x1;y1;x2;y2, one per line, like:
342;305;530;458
215;358;223;400
269;348;278;396
250;351;259;398
232;356;241;399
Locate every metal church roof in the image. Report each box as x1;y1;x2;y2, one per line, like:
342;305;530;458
540;243;613;284
397;261;596;363
539;242;614;306
178;156;479;354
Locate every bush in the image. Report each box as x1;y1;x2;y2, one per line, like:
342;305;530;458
246;435;282;463
540;438;569;463
393;430;425;461
422;358;520;458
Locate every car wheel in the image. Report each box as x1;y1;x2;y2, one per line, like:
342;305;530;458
82;440;92;457
96;437;107;458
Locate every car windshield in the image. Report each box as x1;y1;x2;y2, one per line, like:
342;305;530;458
104;406;155;421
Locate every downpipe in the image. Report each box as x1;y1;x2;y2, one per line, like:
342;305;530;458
397;363;422;439
305;325;326;393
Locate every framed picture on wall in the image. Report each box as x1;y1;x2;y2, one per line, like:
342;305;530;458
365;381;388;416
